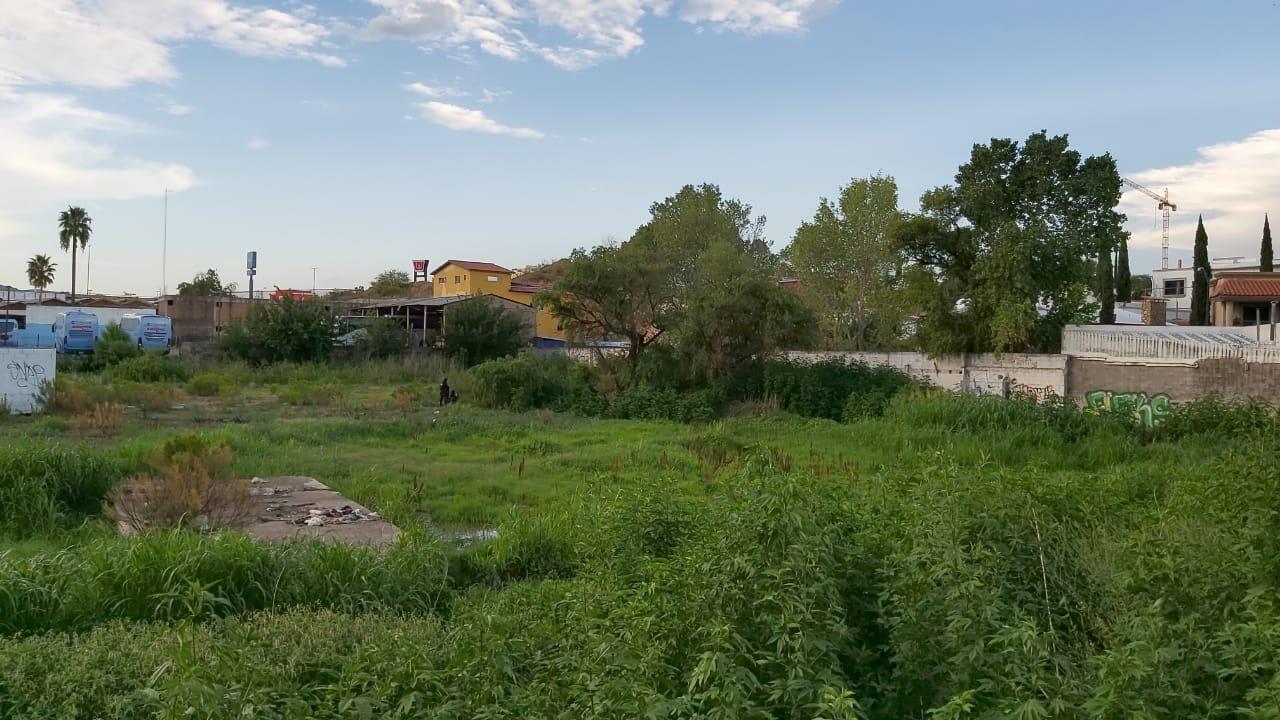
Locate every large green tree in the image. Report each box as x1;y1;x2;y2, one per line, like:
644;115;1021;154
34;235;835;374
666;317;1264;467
785;175;907;350
543;183;807;383
57;206;92;302
1115;234;1133;302
370;270;411;297
26;254;56;302
898;131;1124;353
443;297;530;366
537;244;668;373
1191;216;1211;325
177;269;233;297
1262;215;1273;273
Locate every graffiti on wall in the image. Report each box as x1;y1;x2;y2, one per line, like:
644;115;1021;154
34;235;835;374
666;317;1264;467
1084;390;1173;428
1011;383;1058;402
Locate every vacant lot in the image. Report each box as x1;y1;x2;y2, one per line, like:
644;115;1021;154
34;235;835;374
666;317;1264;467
2;358;1278;718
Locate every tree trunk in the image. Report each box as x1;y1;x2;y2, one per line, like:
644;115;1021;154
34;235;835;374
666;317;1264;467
70;243;77;303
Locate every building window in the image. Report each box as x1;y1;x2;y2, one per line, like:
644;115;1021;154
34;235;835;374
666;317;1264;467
1164;279;1186;297
438;277;446;284
455;275;461;284
487;275;498;282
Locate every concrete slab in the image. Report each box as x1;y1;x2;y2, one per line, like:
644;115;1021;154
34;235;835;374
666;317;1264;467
246;476;401;546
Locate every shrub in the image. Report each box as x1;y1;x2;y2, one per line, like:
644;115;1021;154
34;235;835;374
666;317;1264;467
92;324;141;369
69;402;124;435
1154;395;1277;441
186;372;234;397
108;436;248;533
443;297;531;366
762;359;922;420
470;353;600;413
605;384;721;423
220;298;340;365
103;353;189;383
359;316;409;359
276;381;340;406
0;444;123;537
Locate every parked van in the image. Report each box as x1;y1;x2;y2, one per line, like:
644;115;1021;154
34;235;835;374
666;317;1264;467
52;311;99;353
120;313;172;351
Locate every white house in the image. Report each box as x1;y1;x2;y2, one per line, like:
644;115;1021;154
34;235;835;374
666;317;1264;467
1150;256;1261;322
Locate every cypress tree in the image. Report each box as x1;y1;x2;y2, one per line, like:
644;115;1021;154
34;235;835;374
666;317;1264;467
1262;214;1274;272
1191;216;1211;325
1098;238;1115;323
1115;234;1133;301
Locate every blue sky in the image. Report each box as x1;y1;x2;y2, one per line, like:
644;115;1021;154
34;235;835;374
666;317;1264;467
2;0;1277;295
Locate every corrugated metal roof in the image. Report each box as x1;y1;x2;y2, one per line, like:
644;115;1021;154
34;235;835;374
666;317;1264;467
430;260;513;275
351;294;532;310
1211;275;1280;300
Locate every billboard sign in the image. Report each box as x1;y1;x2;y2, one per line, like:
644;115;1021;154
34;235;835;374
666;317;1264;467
413;260;428;273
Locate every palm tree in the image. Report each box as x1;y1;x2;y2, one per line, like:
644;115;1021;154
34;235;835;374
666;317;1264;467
58;206;92;302
26;254;56;303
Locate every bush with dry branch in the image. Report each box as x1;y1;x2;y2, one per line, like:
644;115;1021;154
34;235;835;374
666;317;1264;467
109;435;252;533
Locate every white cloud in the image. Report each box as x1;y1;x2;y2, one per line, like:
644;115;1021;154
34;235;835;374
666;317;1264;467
0;88;194;236
0;0;342;91
1122;129;1280;265
363;0;831;69
479;87;509;103
247;137;271;150
0;0;346;238
416;101;544;138
405;81;466;97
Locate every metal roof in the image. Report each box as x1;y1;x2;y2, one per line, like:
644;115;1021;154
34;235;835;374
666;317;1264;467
351;294;531;310
429;260;514;276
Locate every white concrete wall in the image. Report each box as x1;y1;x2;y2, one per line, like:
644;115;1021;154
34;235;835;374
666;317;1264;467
784;351;1068;399
25;304;155;328
1;348;54;413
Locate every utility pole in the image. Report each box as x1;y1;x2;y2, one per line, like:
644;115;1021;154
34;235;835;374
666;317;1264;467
312;266;318;294
162;188;169;296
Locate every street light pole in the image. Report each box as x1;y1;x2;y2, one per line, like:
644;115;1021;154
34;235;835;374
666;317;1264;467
311;267;318;294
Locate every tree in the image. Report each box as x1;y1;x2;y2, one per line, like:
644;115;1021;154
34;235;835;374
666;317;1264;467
1131;273;1153;297
1115;234;1133;302
898;131;1123;353
538;244;668;373
1097;236;1115;323
57;206;92;302
785;175;907;349
1262;215;1273;273
177;269;232;297
1191;215;1211;325
26;254;56;302
443;297;530;366
370;270;411;297
675;275;816;382
221;298;339;365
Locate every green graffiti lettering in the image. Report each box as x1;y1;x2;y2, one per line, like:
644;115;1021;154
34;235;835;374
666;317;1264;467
1083;389;1173;429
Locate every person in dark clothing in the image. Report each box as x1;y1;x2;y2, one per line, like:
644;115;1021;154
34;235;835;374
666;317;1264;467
450;389;459;405
439;378;451;406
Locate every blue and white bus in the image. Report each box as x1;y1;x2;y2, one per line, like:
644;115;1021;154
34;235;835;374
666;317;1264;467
120;313;172;351
52;311;99;353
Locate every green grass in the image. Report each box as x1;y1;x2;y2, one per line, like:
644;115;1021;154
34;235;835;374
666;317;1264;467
2;358;1274;718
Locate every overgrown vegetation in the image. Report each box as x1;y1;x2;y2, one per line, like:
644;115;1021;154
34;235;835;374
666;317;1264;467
220;297;340;364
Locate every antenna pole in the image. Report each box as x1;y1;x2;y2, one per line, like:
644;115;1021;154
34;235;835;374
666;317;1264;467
162;188;169;296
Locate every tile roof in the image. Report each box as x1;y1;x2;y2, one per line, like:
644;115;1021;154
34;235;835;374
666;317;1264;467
431;260;513;275
1210;274;1280;300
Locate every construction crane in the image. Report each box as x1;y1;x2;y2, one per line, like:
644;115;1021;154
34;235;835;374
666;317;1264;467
1121;178;1177;270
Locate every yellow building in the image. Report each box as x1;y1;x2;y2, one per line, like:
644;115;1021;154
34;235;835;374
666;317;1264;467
430;260;565;343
